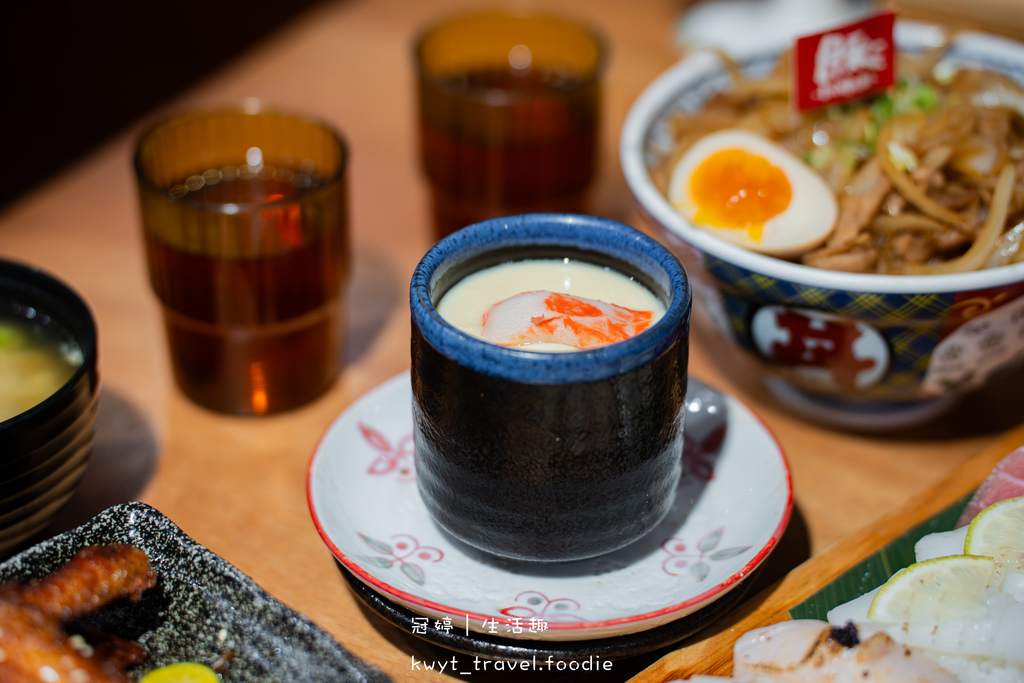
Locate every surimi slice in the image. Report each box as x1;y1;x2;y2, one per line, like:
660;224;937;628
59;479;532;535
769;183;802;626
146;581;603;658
482;290;654;350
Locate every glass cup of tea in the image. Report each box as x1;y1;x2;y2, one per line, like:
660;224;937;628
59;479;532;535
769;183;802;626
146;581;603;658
133;101;349;415
414;11;606;241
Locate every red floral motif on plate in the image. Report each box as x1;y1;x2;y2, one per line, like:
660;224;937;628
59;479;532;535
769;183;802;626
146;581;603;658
360;422;414;482
499;591;585;623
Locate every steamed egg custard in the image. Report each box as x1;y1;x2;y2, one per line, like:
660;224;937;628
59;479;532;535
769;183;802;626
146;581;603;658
436;259;665;352
0;315;83;422
668;129;838;257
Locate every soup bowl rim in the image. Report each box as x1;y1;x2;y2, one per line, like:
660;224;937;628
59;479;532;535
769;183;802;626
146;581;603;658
0;257;98;435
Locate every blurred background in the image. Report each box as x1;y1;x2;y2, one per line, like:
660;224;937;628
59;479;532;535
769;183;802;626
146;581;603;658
2;0;1022;212
0;0;325;209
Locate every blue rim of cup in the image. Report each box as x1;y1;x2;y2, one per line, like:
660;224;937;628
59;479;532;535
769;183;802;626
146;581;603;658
410;213;691;384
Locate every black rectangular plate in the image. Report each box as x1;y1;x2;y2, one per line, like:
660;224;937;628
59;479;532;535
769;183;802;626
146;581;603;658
0;501;391;682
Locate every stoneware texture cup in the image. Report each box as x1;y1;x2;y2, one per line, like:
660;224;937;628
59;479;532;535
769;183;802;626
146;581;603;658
409;213;691;562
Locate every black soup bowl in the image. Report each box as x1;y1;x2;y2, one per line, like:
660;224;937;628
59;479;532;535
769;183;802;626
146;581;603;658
0;259;99;557
410;213;691;562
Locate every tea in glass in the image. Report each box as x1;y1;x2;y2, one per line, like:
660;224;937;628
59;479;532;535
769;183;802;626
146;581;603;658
415;12;605;240
134;104;349;415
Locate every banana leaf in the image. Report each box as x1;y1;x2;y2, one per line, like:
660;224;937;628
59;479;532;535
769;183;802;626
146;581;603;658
788;494;973;621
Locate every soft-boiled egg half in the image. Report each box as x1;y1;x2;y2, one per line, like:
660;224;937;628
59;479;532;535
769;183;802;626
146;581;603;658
668;129;838;258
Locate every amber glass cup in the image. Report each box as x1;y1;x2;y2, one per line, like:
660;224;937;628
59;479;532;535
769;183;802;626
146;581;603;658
134;103;349;415
415;11;606;240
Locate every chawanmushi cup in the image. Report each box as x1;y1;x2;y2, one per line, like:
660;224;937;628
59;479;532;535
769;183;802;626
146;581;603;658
409;213;691;562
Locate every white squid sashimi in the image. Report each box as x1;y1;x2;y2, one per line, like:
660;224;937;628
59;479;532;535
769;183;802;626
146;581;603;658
915;527;969;562
828;516;1024;666
829;594;1024;666
481;290;655;350
681;620;958;682
913;527;1024;602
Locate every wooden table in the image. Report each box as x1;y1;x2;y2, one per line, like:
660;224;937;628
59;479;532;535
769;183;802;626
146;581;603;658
2;1;1023;680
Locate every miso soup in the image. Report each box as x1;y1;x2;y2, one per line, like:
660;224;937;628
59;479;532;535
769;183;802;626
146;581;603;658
0;314;83;422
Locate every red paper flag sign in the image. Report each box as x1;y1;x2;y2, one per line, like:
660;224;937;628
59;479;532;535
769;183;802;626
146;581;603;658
792;11;896;112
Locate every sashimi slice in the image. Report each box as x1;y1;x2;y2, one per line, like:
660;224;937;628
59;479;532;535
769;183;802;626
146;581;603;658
481;290;655;350
727;620;958;682
956;445;1024;527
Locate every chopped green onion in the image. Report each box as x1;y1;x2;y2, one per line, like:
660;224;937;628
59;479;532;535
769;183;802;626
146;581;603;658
887;140;919;172
0;324;26;349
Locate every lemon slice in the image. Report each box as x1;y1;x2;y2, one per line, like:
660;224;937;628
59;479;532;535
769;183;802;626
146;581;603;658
139;663;219;683
964;495;1024;572
867;554;997;625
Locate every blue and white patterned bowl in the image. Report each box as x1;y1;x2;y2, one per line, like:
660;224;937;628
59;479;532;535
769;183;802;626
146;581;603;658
621;28;1024;430
410;213;691;562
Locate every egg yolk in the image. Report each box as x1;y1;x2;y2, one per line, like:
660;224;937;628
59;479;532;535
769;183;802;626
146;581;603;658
689;148;792;240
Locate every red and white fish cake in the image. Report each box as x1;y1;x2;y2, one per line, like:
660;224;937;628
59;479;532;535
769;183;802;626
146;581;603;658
482;290;655;350
434;259;666;352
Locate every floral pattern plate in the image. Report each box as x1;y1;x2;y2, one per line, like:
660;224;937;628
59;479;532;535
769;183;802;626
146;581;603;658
307;371;791;643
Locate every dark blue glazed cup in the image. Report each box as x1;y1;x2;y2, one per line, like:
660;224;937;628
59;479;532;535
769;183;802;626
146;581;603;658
410;214;691;562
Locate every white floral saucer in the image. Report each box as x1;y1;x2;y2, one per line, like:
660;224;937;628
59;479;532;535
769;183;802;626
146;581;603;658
307;371;791;643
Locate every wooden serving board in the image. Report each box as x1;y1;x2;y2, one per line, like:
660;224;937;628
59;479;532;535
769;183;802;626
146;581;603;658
628;421;1024;683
